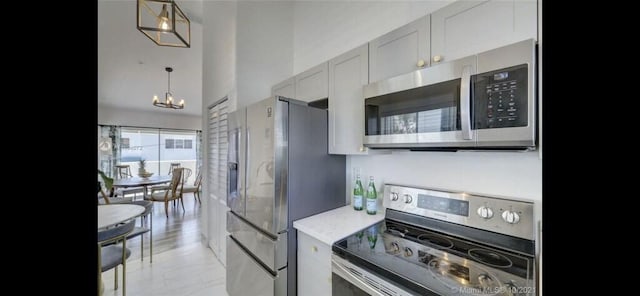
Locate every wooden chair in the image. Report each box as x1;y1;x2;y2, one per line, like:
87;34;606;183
114;165;145;199
181;169;203;204
98;219;136;296
145;168;184;217
148;163;182;193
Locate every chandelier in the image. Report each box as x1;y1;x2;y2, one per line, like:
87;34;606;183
153;67;184;109
137;0;190;48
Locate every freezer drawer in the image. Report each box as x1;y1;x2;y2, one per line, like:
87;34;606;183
227;211;288;271
227;236;287;296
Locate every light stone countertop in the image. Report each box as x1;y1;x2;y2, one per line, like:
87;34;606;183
293;205;385;245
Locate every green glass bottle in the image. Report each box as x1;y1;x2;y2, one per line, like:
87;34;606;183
353;174;364;211
366;176;377;215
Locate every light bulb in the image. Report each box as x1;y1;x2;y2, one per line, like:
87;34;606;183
158;4;171;31
179;99;184;106
153;95;158;103
160;19;169;30
168;96;173;102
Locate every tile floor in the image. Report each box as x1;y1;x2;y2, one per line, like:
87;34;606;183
101;240;228;296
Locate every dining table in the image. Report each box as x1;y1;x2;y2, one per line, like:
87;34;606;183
112;175;172;198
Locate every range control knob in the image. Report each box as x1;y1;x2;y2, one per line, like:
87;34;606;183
477;206;494;219
404;194;413;204
390;242;400;253
404;247;413;257
501;210;520;224
390;192;399;201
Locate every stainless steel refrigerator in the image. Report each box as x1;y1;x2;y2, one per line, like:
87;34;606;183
226;96;346;296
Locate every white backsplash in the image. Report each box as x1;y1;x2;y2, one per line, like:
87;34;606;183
347;150;542;203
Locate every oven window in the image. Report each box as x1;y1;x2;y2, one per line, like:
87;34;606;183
365;78;461;136
332;273;370;296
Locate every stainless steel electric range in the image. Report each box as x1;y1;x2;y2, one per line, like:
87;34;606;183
332;184;537;296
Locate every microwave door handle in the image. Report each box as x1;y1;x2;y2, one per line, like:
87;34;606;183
460;65;473;140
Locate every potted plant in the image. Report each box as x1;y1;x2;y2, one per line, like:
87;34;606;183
138;159;146;175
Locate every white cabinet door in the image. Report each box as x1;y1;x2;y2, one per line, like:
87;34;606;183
295;62;329;103
271;77;296;99
369;15;430;83
328;44;368;155
297;231;332;296
217;199;229;267
431;0;537;64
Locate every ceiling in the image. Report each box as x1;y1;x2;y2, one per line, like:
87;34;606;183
98;0;203;116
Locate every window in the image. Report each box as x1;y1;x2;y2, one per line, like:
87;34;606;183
121;138;130;149
165;138;193;149
208;98;228;199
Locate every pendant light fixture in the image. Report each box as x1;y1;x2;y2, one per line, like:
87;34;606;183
137;0;190;48
153;67;185;110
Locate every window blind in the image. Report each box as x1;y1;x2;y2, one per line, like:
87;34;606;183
208;99;229;200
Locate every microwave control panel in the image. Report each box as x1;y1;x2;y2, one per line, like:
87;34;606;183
473;64;528;129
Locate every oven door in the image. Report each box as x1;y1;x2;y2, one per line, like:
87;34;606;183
363;56;477;149
331;254;416;296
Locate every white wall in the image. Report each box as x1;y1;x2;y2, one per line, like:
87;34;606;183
98;103;202;130
236;1;294;108
201;0;240;264
292;1;453;73
202;1;238;111
348;151;541;201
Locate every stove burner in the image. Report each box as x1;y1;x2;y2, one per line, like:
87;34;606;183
468;248;513;268
417;233;454;249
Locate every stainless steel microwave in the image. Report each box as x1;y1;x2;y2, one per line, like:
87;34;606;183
363;39;537;150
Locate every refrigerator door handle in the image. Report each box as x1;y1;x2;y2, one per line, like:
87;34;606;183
245;127;251;190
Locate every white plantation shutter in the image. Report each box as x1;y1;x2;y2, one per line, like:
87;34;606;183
208;98;229;199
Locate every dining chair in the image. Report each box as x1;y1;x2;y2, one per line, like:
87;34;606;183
145;168;184;217
99;185;154;262
148;163;181;193
168;162;181;175
181;169;203;204
98;219;136;296
114;165;145;199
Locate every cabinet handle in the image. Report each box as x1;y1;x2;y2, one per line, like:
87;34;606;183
416;59;426;68
433;55;443;63
312;246;318;252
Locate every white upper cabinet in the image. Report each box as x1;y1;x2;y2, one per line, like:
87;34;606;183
294;62;329;103
369;15;430;83
271;77;296;99
431;0;537;64
328;44;369;155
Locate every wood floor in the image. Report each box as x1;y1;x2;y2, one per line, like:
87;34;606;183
126;192;204;261
100;193;228;296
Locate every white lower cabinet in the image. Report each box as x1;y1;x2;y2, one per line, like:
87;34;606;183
297;231;332;296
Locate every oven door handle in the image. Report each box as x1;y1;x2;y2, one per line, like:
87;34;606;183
332;258;387;296
460;65;473;140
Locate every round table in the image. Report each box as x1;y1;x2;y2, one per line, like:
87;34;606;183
112;175;172;199
98;204;145;229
